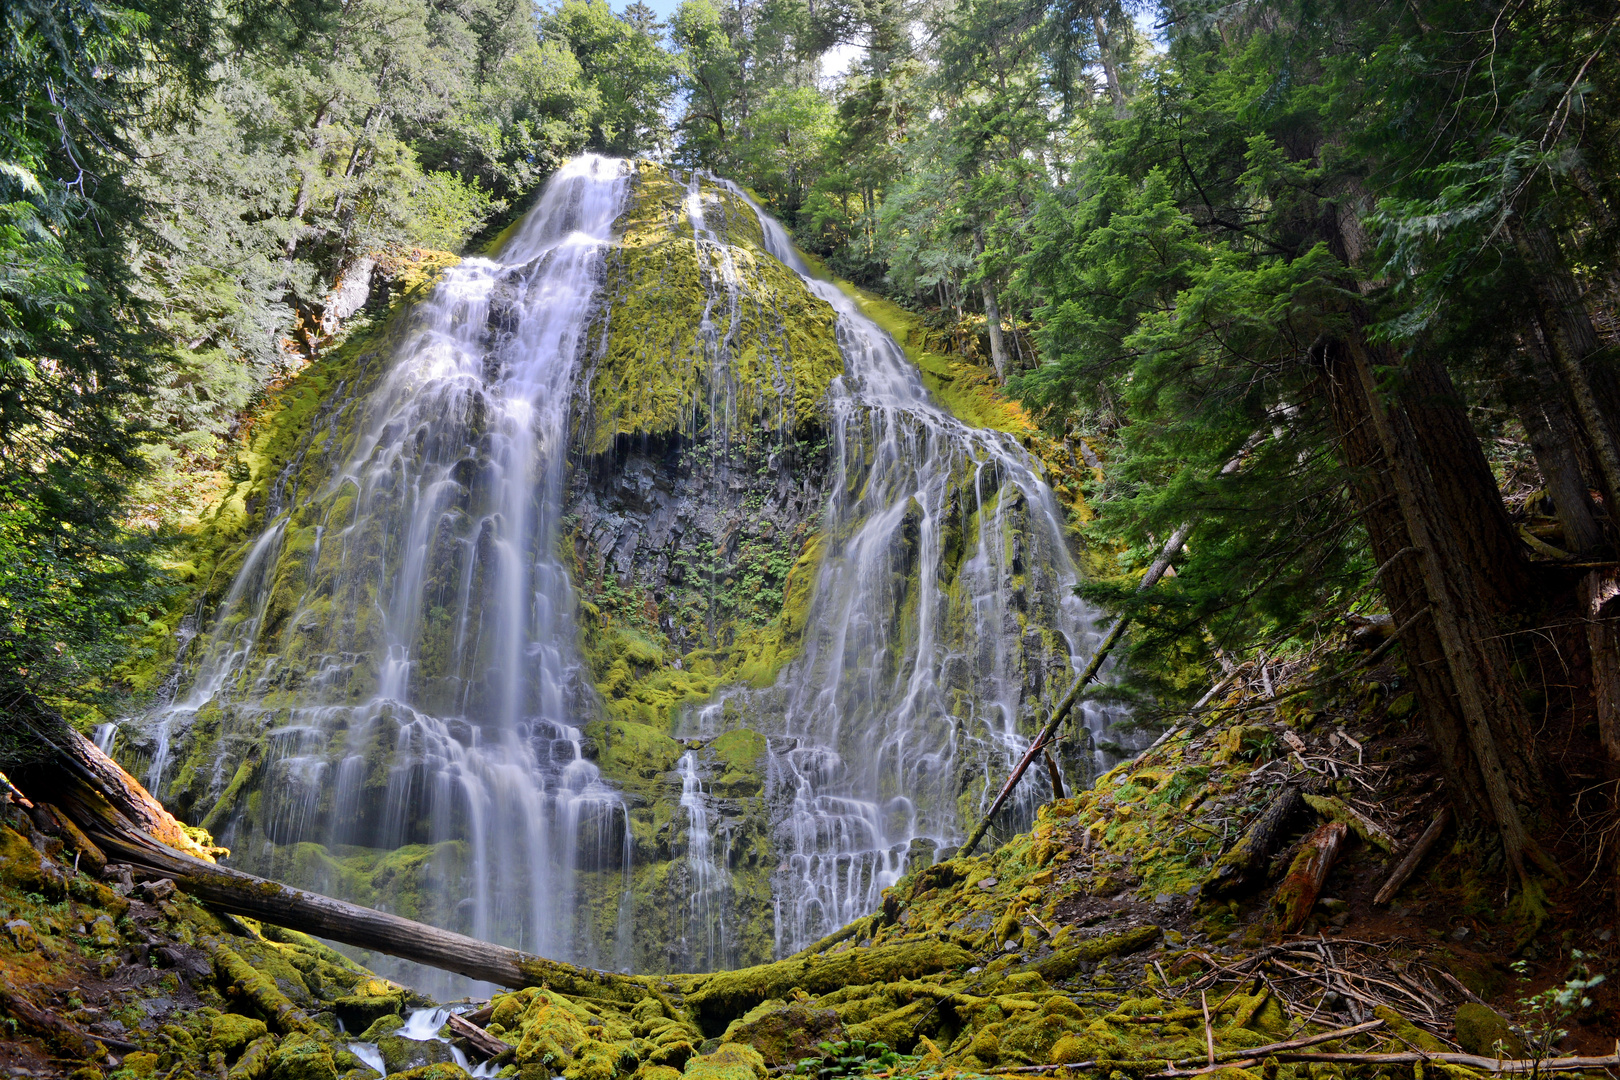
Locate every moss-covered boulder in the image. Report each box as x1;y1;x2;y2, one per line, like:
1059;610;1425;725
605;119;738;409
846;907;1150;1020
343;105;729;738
682;1044;766;1080
718;1000;844;1067
268;1032;339;1080
210;1013;270;1058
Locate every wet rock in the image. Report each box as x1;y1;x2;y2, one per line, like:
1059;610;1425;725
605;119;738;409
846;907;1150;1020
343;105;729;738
374;1033;457;1075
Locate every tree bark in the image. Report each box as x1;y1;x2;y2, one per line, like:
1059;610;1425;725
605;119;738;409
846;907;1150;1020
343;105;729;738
1509;360;1604;554
1399;353;1533;611
1320;341;1488;824
1272;821;1348;933
1203;785;1303;898
1512;221;1620;518
1091;13;1127;119
973;231;1009;380
1580;569;1620;763
1341;333;1556;890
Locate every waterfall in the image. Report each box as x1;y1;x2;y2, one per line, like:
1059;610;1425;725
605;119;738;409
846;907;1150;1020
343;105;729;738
677;749;730;970
123;157;1126;977
125;156;637;986
710;182;1124;955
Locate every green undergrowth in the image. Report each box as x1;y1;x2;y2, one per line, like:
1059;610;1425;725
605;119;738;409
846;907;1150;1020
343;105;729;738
7;646;1595;1080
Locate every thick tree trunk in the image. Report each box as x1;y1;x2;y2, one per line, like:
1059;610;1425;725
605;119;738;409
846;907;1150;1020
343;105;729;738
1340;333;1556;890
1400;353;1533;610
1321;342;1489;824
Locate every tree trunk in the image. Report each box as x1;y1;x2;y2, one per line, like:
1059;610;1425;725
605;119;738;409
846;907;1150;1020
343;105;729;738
1340;333;1557;891
1580;569;1620;763
1320;341;1489;824
1399;353;1533;611
1512;221;1620;518
974;231;1009;380
1510;360;1604;555
1091;14;1127;119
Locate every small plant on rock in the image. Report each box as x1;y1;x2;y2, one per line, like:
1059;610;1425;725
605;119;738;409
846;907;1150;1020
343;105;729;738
793;1040;899;1078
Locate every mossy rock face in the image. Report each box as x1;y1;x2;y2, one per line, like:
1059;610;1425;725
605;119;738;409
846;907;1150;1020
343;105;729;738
579;162;843;456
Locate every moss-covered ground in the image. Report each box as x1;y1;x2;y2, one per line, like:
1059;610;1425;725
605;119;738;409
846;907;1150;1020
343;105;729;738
11;637;1617;1080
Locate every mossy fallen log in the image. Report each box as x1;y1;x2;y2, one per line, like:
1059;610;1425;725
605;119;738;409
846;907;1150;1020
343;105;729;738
212;941;319;1034
227;1034;280;1080
1302;793;1394;852
1271;821;1348;933
685;940;976;1033
1202;785;1302;898
0;973;114;1059
1018;925;1162;984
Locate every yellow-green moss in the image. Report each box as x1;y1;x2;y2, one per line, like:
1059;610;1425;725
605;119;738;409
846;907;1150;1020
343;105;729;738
582;162;844;455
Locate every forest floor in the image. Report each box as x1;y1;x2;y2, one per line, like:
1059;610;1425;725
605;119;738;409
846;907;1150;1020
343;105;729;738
2;635;1616;1080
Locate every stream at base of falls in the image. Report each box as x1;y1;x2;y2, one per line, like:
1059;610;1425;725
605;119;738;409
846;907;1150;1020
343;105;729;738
115;156;1131;987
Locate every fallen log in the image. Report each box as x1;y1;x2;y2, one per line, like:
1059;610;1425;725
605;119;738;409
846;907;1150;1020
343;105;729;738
446;1011;512;1059
48;767;660;1002
50;726;217;862
989;1018;1387;1073
1273;1050;1620;1074
212;940;319;1034
685;939;975;1032
1272;821;1349;933
0;974;114;1060
1302;793;1395;852
1374;806;1452;904
1202;785;1304;899
44;748;974;1035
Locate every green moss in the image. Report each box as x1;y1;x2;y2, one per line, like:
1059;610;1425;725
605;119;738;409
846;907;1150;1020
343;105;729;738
210;1014;270;1057
582;162;843;455
682;1044;766;1080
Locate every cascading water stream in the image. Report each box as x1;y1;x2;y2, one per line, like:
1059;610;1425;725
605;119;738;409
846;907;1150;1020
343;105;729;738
699;180;1126;955
124;156;637;988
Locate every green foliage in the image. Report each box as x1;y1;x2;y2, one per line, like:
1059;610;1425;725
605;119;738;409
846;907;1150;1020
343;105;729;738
1506;952;1606;1067
541;0;678;155
793;1040;898;1078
